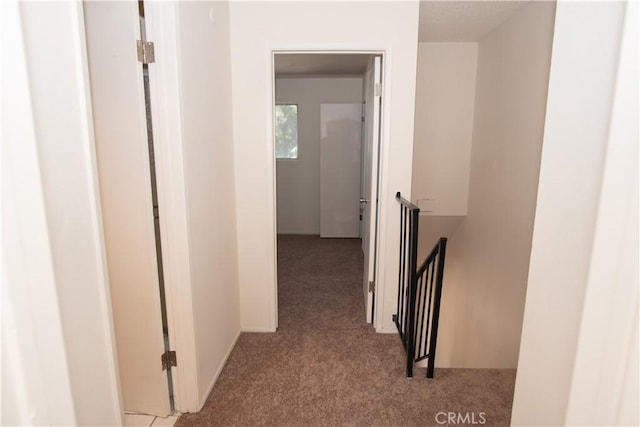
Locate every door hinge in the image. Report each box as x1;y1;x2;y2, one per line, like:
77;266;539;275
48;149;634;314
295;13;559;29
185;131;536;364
161;350;177;370
369;281;375;293
374;83;382;97
137;40;155;64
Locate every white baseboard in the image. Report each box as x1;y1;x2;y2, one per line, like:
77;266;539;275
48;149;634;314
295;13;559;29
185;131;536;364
241;327;276;333
375;327;399;334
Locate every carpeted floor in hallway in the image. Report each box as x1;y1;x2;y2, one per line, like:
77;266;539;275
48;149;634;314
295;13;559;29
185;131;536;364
175;235;516;427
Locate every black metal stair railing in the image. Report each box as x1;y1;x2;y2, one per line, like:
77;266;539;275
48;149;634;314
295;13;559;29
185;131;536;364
392;192;420;376
393;192;447;379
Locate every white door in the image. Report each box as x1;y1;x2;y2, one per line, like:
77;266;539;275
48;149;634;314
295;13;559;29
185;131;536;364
84;2;171;416
320;104;363;238
362;57;383;323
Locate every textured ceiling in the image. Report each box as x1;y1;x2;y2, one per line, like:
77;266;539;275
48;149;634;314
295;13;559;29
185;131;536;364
274;54;371;76
419;1;528;42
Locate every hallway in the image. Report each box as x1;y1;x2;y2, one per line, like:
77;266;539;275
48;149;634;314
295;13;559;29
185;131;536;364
175;235;516;426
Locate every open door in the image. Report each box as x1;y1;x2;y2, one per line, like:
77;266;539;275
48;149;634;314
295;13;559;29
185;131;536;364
362;56;382;323
320;103;363;238
84;1;171;416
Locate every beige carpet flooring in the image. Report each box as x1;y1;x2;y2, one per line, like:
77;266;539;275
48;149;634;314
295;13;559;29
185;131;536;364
175;235;516;426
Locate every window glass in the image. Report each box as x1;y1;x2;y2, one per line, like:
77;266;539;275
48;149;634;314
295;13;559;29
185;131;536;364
275;104;298;159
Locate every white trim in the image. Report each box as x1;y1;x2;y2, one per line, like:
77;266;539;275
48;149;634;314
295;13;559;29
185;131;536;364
362;55;382;324
267;48;279;332
144;2;200;413
198;330;242;410
373;50;393;332
266;45;392;332
73;1;124;421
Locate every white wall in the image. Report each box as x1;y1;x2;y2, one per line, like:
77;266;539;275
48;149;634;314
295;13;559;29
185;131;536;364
432;1;556;369
229;1;420;332
175;1;242;406
512;2;631;425
564;3;638;424
411;42;477;216
1;1;122;425
275;77;363;235
411;42;478;259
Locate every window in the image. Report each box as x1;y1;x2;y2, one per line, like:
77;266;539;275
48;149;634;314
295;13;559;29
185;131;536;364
275;104;298;159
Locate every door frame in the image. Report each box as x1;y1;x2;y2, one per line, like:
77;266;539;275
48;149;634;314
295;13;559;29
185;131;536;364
267;46;391;331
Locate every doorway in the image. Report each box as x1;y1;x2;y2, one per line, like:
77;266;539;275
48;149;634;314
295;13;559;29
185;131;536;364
271;52;384;327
